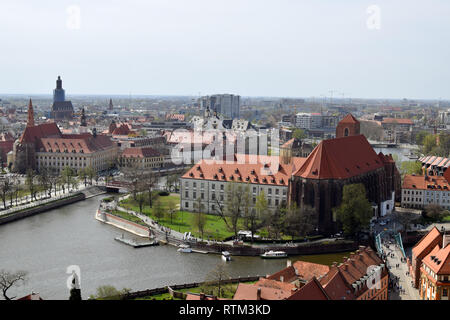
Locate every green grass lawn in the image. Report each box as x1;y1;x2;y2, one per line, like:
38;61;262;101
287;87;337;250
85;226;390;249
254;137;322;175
109;210;148;227
443;215;450;222
120;195;239;241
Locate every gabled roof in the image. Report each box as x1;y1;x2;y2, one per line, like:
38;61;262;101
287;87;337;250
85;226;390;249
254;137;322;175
233;283;292;300
19;122;62;144
293;135;383;180
267;266;298;283
292;260;330;281
182;155;306;187
339;114;359;124
321;268;356;300
287;277;329;300
423;244;450;275
254;278;297;292
412;227;442;259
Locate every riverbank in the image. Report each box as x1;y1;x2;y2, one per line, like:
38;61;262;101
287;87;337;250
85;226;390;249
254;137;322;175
0;193;86;225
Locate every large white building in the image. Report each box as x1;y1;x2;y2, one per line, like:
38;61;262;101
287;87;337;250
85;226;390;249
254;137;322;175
180;155;306;214
401;174;450;210
295;113;322;130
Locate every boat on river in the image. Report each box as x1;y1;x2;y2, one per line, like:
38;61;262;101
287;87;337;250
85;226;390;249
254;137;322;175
260;250;288;259
221;251;231;261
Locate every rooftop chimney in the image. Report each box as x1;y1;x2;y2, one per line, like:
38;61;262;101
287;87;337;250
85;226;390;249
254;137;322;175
256;288;261;300
287;260;292;267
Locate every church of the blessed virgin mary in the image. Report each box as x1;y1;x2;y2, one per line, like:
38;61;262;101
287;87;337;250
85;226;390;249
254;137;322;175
289;114;401;234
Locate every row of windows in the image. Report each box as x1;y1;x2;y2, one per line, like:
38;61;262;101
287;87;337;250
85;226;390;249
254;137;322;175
186;181;287;196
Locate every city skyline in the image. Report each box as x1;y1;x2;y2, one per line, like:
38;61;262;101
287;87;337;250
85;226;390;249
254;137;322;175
0;0;449;100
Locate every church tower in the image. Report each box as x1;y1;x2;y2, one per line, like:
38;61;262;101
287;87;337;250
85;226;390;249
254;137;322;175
336;114;360;138
80;108;87;127
27;99;35;127
109;99;113;111
53;76;65;103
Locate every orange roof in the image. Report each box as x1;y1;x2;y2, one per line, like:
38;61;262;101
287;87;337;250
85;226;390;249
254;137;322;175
292;260;330;281
321;268;355;300
267;266;298;283
423;244;450;275
339;114;359;124
382;118;413;125
182;155;306;187
412;227;442;259
294;135;383;180
255;278;297;292
287;277;329;300
233;283;292;300
19;122;61;144
402;175;450;190
121;147;161;158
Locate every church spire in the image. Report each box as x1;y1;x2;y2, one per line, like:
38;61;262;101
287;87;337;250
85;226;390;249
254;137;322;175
27;99;35;127
80;107;87;127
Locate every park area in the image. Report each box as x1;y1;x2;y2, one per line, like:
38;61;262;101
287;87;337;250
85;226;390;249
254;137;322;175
118;194;239;241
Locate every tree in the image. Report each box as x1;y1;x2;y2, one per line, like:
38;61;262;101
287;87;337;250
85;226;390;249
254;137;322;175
193;197;207;240
135;192;146;214
334;184;372;238
215;182;247;239
283;204;317;240
61;167;75;192
0;177;11;209
200;264;232;298
393;211;419;232
424;204;445;221
293;128;306;140
38;166;51;197
153;199;164;221
400;161;423;177
244;189;266;242
167;199;177;224
124;164;141;200
78;168;87;187
0;270;28;300
264;205;285;240
88;285;131;300
142;170;158;208
25;169;37;201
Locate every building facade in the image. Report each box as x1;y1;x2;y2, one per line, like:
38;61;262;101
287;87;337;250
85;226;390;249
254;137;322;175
12;100;118;174
199;94;240;119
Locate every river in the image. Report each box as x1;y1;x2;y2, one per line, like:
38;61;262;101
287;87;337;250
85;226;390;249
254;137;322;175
0;195;350;300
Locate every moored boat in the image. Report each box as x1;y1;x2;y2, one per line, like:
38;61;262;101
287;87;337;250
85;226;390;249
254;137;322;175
260;250;287;259
221;251;231;261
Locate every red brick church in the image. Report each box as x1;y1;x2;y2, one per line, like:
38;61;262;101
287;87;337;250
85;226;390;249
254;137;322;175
290;114;401;234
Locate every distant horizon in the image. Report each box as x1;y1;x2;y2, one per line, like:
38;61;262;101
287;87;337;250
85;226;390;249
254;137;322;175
0;92;447;103
1;1;449;101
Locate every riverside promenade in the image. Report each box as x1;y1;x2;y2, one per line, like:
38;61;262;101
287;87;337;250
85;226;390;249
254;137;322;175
112;195;358;256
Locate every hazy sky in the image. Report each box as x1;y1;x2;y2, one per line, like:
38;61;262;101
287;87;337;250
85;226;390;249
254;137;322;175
0;0;449;99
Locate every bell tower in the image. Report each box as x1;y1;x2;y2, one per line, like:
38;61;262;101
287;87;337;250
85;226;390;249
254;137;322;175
336;114;360;138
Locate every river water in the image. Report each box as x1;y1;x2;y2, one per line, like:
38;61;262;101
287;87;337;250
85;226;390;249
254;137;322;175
0;195;350;300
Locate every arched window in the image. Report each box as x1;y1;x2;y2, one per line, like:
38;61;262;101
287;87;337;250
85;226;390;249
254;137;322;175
344;127;349;137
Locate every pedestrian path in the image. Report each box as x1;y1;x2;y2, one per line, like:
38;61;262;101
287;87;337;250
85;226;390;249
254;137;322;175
383;241;420;300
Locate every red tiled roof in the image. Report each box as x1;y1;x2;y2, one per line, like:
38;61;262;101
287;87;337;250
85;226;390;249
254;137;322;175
321;268;356;300
339;114;359;124
267;266;298;283
412;227;442;259
402;175;450;191
233;283;292;300
40;134;115;154
254;278;297;292
112;124;132;135
382;118;413;125
287;277;329;300
182;155;306;187
121;147;161;158
423;244;450;275
19;122;61;144
292;260;330;281
294;135;383;180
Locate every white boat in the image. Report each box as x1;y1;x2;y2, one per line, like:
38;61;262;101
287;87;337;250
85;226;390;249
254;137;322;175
177;244;192;253
221;251;231;261
260;250;288;259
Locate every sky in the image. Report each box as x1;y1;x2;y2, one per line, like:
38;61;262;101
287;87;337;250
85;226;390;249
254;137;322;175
0;0;449;99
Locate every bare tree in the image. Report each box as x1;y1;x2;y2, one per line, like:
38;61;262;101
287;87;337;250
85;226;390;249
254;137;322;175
200;264;232;298
0;177;11;209
0;270;28;300
193;197;207;240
